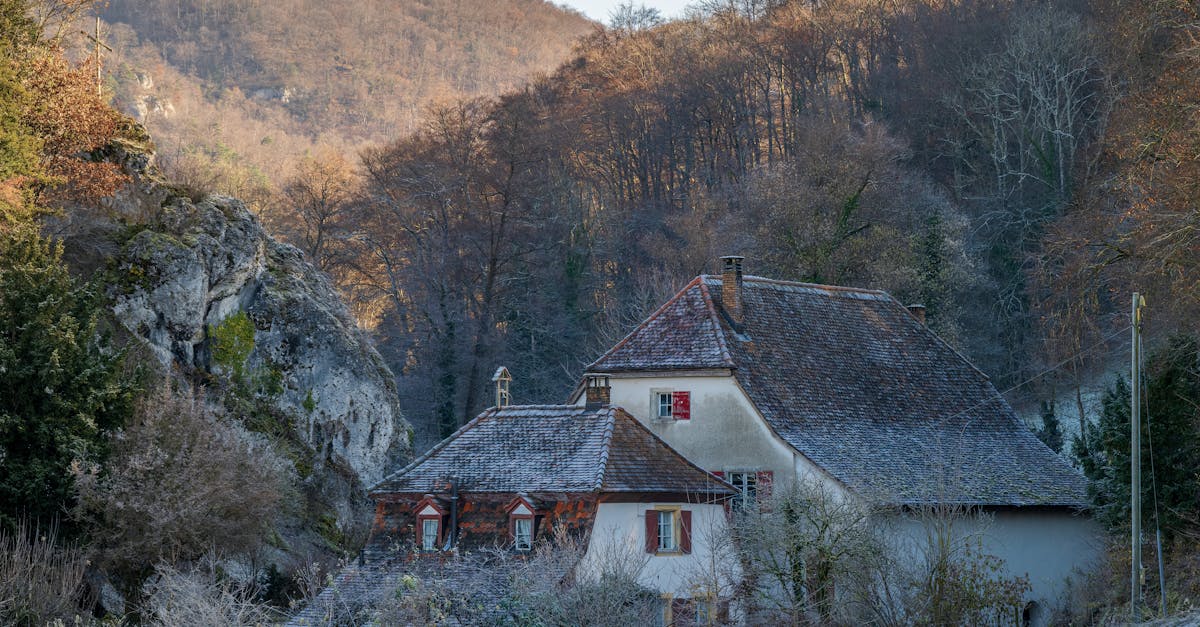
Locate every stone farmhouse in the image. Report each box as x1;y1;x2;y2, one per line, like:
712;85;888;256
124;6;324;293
569;256;1103;623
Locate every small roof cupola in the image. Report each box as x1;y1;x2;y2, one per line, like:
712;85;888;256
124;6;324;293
493;366;512;407
584;374;611;409
720;255;745;327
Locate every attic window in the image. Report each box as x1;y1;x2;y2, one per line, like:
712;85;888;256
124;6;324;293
506;496;537;552
654;390;691;420
414;496;447;552
657;393;673;419
513;517;532;551
420;518;440;551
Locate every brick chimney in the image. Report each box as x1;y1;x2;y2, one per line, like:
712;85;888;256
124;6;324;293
906;304;926;325
584;374;611;409
720;255;745;326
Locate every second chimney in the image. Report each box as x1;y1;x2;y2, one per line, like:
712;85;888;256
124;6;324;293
906;304;927;325
584;374;611;409
720;255;745;326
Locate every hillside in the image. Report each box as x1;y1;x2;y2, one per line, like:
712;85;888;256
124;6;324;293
94;0;594;203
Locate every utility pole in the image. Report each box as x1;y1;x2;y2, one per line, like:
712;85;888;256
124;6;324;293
81;15;112;96
1131;292;1145;623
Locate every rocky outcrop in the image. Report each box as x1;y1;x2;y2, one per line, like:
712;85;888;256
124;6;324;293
107;178;410;485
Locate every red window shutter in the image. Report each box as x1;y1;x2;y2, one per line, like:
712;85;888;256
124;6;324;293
711;470;724;479
680;510;693;554
645;510;659;553
672;391;691;420
756;471;774;502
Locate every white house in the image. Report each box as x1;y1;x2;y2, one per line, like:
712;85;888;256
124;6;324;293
292;402;740;625
571;256;1103;623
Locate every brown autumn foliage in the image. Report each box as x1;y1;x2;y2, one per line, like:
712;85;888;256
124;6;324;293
84;0;594;213
17;47;127;203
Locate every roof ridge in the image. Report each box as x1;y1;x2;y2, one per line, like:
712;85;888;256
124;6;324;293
491;404;592;412
697;279;735;367
593;407;618;491
701;274;889;298
367;406;499;493
587;276;705;370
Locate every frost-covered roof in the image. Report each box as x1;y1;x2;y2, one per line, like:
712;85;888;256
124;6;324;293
588;275;1089;508
370;405;734;497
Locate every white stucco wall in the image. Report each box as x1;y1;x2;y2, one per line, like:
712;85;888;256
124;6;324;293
578;373;1104;620
580;374;814;486
891;509;1104;622
579;501;740;598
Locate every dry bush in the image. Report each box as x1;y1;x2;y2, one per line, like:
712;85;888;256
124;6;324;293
0;520;91;625
141;559;275;627
735;478;1031;626
73;384;292;580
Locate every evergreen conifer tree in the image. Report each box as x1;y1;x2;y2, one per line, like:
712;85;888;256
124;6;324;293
1035;400;1064;454
0;228;138;530
1075;336;1200;534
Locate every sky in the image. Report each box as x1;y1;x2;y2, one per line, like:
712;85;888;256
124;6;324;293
559;0;695;23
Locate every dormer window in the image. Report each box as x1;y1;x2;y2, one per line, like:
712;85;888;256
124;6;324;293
514;517;532;551
506;495;538;552
420;518;440;551
413;495;448;552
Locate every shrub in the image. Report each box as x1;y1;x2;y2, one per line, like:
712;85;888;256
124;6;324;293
141;559;276;627
73;384;291;581
0;519;90;625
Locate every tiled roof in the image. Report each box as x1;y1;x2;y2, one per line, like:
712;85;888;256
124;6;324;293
588;275;1089;508
370;405;734;497
588;277;734;372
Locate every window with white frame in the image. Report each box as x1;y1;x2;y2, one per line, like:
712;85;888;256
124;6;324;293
420;518;440;551
657;510;677;551
513;517;532;551
657;392;673;419
727;471;758;513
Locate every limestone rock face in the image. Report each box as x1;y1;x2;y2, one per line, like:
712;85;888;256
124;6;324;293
110;195;410;484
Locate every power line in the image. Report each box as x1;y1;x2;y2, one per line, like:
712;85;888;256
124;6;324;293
936;324;1133;431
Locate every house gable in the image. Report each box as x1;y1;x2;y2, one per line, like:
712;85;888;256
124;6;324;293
580;272;1089;508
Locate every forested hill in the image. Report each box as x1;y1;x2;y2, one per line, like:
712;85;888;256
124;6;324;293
95;0;594;205
274;0;1197;450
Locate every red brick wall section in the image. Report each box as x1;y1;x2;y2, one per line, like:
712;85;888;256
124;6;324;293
367;493;599;558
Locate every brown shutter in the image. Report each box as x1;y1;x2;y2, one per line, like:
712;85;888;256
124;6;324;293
680;510;692;554
645;510;659;553
756;471;774;501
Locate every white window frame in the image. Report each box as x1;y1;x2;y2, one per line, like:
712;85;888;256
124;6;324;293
513;517;533;551
654;390;673;420
727;471;758;513
657;509;678;552
421;518;439;551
